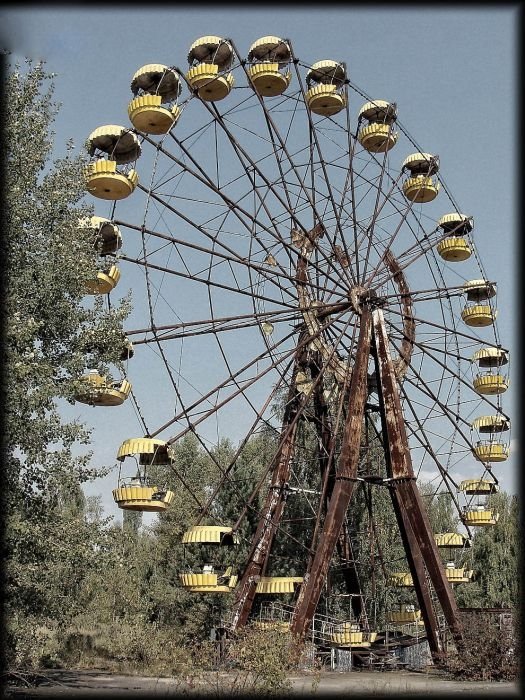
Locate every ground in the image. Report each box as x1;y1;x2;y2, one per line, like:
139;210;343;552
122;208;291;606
4;668;521;698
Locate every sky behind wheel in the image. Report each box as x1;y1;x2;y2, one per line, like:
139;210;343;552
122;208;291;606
3;6;517;521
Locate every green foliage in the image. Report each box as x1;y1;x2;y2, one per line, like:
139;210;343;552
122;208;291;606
455;492;519;609
420;484;461;534
142;433;270;640
29;620;193;677
4;58;129;671
441;611;518;681
223;627;302;695
193;627;306;696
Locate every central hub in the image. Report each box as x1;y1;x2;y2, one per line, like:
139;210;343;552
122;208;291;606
349;285;368;314
349;286;382;314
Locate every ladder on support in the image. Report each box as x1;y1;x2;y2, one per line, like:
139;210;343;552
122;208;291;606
426;573;449;652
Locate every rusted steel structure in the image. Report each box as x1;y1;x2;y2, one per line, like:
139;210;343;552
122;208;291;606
231;297;465;657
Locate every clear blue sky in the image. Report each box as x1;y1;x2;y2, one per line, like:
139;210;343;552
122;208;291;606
3;6;519;521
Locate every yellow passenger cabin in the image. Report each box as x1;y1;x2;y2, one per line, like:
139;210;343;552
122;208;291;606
180;566;238;593
461;280;497;327
305;60;347;116
471;347;509;395
84;264;121;295
436;212;473;261
389;572;414;587
186;36;234;101
444;562;473;583
247;36;292;97
387;604;424;626
462;506;499;527
128;64;182;134
357;100;398;153
255;576;303;594
330;622;365;647
113;438;175;511
402;152;440;202
85;125;140;200
74;370;131;406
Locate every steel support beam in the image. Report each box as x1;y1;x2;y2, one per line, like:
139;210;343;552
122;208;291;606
310;354;363;619
290;307;372;638
388;485;443;655
371;308;463;655
229;335;308;631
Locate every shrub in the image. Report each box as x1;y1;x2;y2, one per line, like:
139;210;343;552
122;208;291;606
442;610;518;681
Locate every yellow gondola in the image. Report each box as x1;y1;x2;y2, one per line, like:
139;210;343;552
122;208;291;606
74;371;131;406
462;280;497;326
84;264;121;295
444;565;473;583
357;100;398;153
473;374;508;395
473;441;509;462
113;482;175;512
471;347;509;395
462;507;499;526
389;572;414;587
186;36;234;101
180;566;238;592
471;415;510;463
113;438;175;511
402;153;440;202
305;60;346;116
252;620;290;632
461;305;496;327
330;622;364;647
387;604;424;626
436;212;473;261
255;576;303;594
247;36;291;97
180;524;239;592
85;125;140;200
437;237;471;261
128;64;182;134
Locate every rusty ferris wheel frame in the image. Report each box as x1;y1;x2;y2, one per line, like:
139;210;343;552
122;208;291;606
100;38;508;659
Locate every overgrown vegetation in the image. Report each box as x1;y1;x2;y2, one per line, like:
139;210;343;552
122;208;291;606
3;56;130;674
440;611;519;681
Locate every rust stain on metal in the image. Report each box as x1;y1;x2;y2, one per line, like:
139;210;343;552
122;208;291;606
230;379;300;628
290;308;372;638
372;308;464;655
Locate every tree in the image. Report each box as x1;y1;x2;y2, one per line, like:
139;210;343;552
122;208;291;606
3;58;130;669
455;491;518;609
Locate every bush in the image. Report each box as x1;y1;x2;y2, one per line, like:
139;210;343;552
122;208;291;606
5;615;59;671
190;625;307;696
442;610;518;681
24;620;191;677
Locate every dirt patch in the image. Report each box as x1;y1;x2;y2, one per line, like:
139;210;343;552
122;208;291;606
4;668;521;697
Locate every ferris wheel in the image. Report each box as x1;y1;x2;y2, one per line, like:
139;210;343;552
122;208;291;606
78;35;510;658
